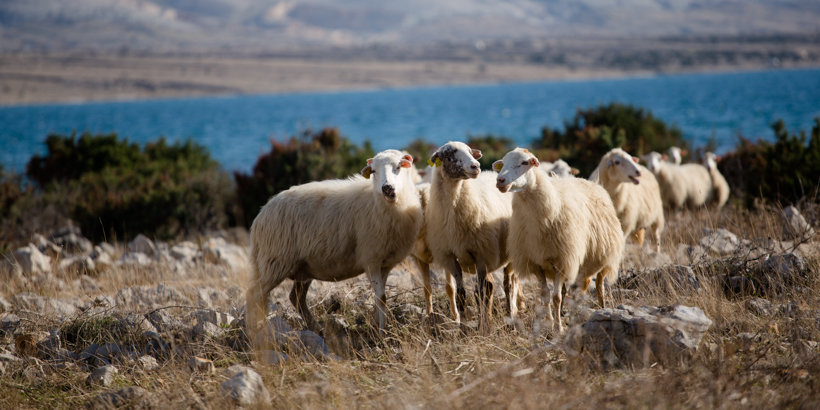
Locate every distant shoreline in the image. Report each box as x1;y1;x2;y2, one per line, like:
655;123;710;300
2;52;818;108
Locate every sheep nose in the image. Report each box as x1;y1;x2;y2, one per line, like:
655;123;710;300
470;163;479;171
497;177;506;184
382;185;396;199
635;170;641;177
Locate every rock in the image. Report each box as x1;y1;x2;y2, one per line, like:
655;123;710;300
96;242;116;257
50;226;93;255
90;247;114;271
88;386;153;410
137;355;159;371
50;348;78;363
673;244;709;264
762;253;805;276
142;331;170;359
782;206;815;240
147;309;186;333
1;314;20;336
23;363;46;383
6;244;52;275
565;304;713;368
721;275;756;297
396;303;424;323
289;330;331;358
171;241;200;263
386;269;416;291
700;228;742;256
195;288;231;310
128;234;157;257
58;255;95;274
32;234;62;257
117;252;154;268
95;343;121;361
193;321;225;340
754;253;806;294
115;284;191;310
188;356;215;374
202;237;248;272
120;314;157;335
11;293;78;318
0;352;21;364
76;275;102;293
191;309;234;327
86;365;118;387
259;350;288;366
0;295;10;313
746;298;776;317
254;317;294;347
219;368;271;405
37;330;62;359
79;343;100;362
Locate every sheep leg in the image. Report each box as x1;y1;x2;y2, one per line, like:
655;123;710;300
475;262;495;332
441;256;466;322
633;228;646;247
445;271;459;323
502;264;519;318
596;266;613;308
289;280;318;332
246;258;288;347
534;272;553;336
552;275;566;333
412;256;434;315
651;223;662;253
367;265;390;332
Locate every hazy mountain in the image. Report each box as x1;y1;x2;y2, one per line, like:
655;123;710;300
2;0;819;51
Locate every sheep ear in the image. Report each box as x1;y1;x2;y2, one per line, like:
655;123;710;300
682;150;688;156
428;152;442;167
400;159;413;168
471;149;482;160
571;167;580;175
361;165;372;179
492;160;503;171
529;157;540;167
403;154;414;163
366;158;374;166
632;156;639;163
661;154;668;160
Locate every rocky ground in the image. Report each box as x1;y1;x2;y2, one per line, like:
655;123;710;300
1;205;819;408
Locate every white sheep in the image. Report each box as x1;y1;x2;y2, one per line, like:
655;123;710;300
412;182;525;317
544;159;580;178
666;146;687;165
642;151;712;211
702;152;730;210
425;141;520;326
495;148;624;333
589;148;665;252
246;150;423;339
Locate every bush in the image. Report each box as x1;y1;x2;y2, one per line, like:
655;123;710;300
719;118;820;208
22;132;235;242
466;135;515;170
234;127;374;227
532;103;689;176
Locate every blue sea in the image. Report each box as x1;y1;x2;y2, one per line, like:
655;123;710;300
1;67;819;172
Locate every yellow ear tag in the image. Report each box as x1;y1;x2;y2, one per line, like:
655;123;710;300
427;158;434;167
493;162;503;171
363;168;371;179
435;158;442;167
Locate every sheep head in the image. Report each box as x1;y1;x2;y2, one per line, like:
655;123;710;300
640;152;664;174
605;148;642;185
667;146;686;165
702;152;719;171
361;150;413;204
429;141;481;180
494;148;540;193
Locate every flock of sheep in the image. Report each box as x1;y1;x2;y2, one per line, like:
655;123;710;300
244;141;731;345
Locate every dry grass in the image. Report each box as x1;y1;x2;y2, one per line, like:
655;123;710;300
1;204;820;409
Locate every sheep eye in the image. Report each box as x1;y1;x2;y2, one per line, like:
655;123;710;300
521;161;528;166
615;160;621;165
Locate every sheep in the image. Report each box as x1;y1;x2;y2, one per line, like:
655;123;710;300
589;148;665;252
425;141;520;327
495;148;624;333
702;152;730;210
246;149;423;339
641;151;712;211
544;159;580;178
666;146;687;165
402;150;424;184
411;182;525;317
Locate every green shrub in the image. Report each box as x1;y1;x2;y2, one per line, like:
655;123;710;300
532;103;689;176
233;127;374;227
23;132;235;242
719;118;820;208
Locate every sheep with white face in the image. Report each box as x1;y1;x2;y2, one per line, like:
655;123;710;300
495;148;624;334
701;152;730;210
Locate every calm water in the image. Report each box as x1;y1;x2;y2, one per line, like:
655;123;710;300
1;68;819;172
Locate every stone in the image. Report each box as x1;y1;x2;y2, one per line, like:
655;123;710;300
79;343;100;363
88;386;152;410
195;288;231;310
259;350;288;366
700;228;742;256
115;284;191;310
142;331;170;359
58;255;96;274
90;248;114;271
0;295;10;313
673;243;708;264
565;304;713;368
171;241;200;263
746;298;776;317
96;242;116;257
191;309;234;327
50;348;78;363
137;355;159;371
32;234;62;257
117;252;154;268
50;226;93;255
187;356;216;374
202;237;248;272
782;206;815;240
193;321;225;340
254;317;294;347
86;365;118;386
147;309;186;332
11;293;78;318
761;253;805;277
386;269;416;291
6;244;52;275
95;343;121;361
219;368;271;405
128;234;156;257
120;314;157;335
289;330;331;358
721;275;756;297
1;314;20;337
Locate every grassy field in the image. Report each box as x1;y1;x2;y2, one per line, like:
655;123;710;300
1;203;819;409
